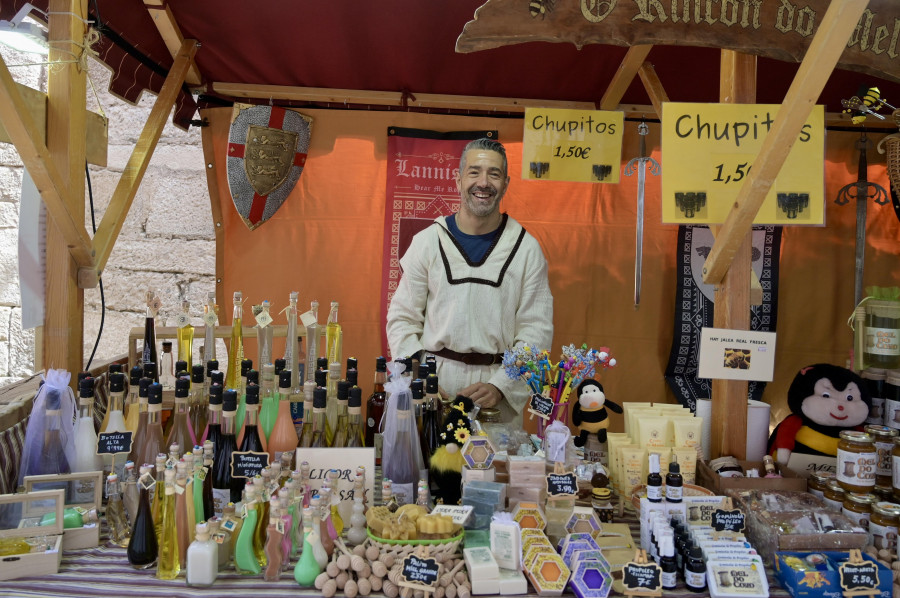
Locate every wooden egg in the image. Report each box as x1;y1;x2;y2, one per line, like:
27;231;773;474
345;579;359;598
366;545;381;561
315;572;331;590
322;579;338;598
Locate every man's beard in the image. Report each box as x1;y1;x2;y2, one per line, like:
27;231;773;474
463;185;501;217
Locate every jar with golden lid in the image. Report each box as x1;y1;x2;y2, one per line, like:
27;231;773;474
892;436;900;500
477;408;501;424
875;484;894;501
842;492;877;531
863;369;887;427
869;502;900;551
865;425;897;487
823;478;846;512
808;471;834;499
837;431;877;493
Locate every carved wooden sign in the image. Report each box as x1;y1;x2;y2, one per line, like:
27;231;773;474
456;0;900;84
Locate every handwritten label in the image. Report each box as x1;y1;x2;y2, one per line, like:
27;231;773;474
430;504;474;525
230;451;270;479
96;431;133;455
711;509;746;533
839;560;880;592
623;561;662;592
174;313;191;328
546;472;578;497
401;555;440;588
528;393;553;421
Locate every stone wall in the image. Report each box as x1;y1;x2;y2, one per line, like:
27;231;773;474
0;49;215;385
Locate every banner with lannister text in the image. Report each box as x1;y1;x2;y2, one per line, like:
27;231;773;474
380;127;496;358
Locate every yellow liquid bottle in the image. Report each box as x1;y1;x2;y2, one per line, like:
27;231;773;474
156;469;180;580
226;291;244;390
177;300;194;371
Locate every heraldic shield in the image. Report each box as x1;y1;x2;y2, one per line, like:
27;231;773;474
226;103;312;230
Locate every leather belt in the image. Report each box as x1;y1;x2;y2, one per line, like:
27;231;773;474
431;348;503;367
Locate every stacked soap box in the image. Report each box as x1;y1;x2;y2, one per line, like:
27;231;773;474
508;455;546;510
462;481;506;529
557;533;612;598
464;545;529;595
520;528;571;596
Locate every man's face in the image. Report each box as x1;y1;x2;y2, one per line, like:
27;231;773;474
456;149;509;218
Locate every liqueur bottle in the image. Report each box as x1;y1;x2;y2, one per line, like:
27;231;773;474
142;291;161;381
309;388;330;448
423;374;442;461
260;359;284;440
106;473;131;547
202;441;215;521
331;380;351;448
127;377;153;464
308;494;330;567
345;473;367;546
189;364;207;443
192;446;206;525
159;341;176;390
297;376;315;448
269;371;300;461
99;369;127;469
411;378;430;472
225;291;245;390
175;470;191;568
233;486;262;574
345;387;366;447
186;522;217;587
263;497;284;581
124;365;142;426
152;453;166;542
181;456;198;542
212;390;238;514
255;299;274;371
325;361;340;446
381;366;419;505
293;509;321;586
235;358;253;433
122;461;139;527
203;384;224;454
166;377;196;455
176;300;194;370
135;383;166;471
284;292;300;391
202;292;218;364
365;356;387;463
325;302;342;434
252;475;271;567
277;487;293;567
238;383;267;453
127;464;158;569
204;359;219;402
157;468;180;579
73;377;103;505
304;300;319;383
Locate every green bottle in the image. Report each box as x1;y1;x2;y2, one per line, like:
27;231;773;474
234;485;262;575
40;507;96;529
294;508;321;586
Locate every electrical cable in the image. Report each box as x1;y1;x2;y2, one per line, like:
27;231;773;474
84;162;104;370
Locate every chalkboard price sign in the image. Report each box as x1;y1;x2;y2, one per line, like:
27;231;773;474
401;555;440;588
231;451;270;479
528;393;553;420
839;560;880;592
711;509;745;533
623;561;662;592
97;431;133;455
546;472;578;497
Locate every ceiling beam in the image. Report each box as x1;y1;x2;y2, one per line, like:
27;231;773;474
637;62;669;118
703;0;871;285
207;82;595;112
91;39;198;280
143;0;202;86
598;45;652;111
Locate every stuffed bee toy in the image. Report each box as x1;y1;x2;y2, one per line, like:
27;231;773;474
429;395;475;505
572;379;622;447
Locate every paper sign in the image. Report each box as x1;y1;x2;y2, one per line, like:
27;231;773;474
662;102;824;224
299;310;317;328
522;108;623;183
698;327;776;382
295;447;375;523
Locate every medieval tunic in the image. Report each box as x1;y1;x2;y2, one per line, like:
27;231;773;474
387;214;554;420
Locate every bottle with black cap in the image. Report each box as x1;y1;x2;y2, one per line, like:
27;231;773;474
235;357;253;432
175;360;189;379
204;384;224;450
189;364;207;440
310;387;330;448
233;383;266;499
261;359;286;439
135;383;165;470
98;363;123;434
423;374;442;458
411;378;430;470
269;370;300;459
212;389;239;509
332;380;352;448
346;386;365;447
647;453;663;503
128;377;154;464
204;359;219;398
159;340;176;390
125;364;142;426
237;370;259;446
142;303;159;382
665;457;684;503
684;545;707;592
74;377;104;489
100;371;129;478
366;356;387;465
166;377;196;455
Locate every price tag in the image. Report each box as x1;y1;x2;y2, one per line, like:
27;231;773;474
839;559;880;592
276;519;285;535
711;508;746;533
212;532;226;544
197;468;207;482
148;296;162;315
175;313;191;328
175;483;185;495
96;431;133;455
528;393;553;421
221;518;237;533
139;473;156;491
231;451;270;479
546;471;577;498
622;560;662;592
299;309;317;328
400;555;440;589
203;312;218;326
255;310;273;328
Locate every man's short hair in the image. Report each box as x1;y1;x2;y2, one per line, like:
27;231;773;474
460;138;508;177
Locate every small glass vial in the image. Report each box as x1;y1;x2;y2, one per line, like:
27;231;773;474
684;546;707;592
186;522;218;586
591;488;614;523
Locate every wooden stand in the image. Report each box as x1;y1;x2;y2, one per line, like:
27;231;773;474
840;549;881;598
622;549;663;598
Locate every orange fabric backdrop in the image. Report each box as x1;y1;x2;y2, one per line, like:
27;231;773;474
202;107;900;434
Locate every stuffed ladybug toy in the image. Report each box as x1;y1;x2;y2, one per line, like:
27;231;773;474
572;378;622;447
429;395;475;505
767;363;871;465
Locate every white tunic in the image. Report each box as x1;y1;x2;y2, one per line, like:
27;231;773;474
386;214;554;419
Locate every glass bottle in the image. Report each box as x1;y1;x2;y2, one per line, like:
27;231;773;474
181;456;198;542
213;390;239;511
143;294;160;382
411;378;430;471
297;377;315;447
123;461;139;527
124;365;142;428
269;370;300;461
225;502;243;567
127;377;153;465
98;364;121;441
236;358;253;433
157;467;179;579
203;384;224;452
226;291;245;390
305;301;320;383
159;341;176;390
166;377;196;455
345;387;366;448
191;446;206;525
234;485;262;575
381;379;418;505
175;470;190;569
308;494;331;566
250;477;269;569
202;441;215;521
186;522;217;587
331;381;350;448
102;373;129;476
152;454;167;542
294;508;321;586
238;383;267;454
176;300;194;371
647;453;663;503
136;383;166;471
127;464;158;569
202;292;218;364
73;377;104;482
284;292;300;392
424;374;442;460
309;388;330;448
260;360;284;440
106;473;132;547
665;459;683;503
277;487;293;567
365;356;387;464
189;364;207;444
325;470;344;536
255;299;274;371
345;474;367;546
264;497;284;581
209;515;232;570
204;359;219;403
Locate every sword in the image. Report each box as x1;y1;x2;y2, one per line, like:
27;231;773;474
624;122;660;306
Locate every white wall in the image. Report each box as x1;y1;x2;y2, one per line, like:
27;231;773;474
0;48;216;384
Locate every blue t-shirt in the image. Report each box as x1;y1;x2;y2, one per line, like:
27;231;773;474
445;214;499;263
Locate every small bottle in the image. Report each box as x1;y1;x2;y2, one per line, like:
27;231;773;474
666;459;683;503
166;377;196;455
123;461;140;527
189;364;208;440
264;497;284;581
647;453;663;503
151;454;167;541
234;485;262;575
176;300;194;371
309;387;330;448
136;383;166;472
106;473;132;547
157;468;180;580
294;508;322;587
365;357;388;464
345;387;365;447
684;546;707;592
269;370;300;460
175;470;191;569
659;534;677;590
305;301;320;384
160;341;176;390
202;441;215;521
345;474;368;546
186;522;218;586
101;371;129;479
298;377;316;448
191;446;206;524
277;488;294;567
226;291;245;390
127;464;159;569
260;359;285;439
208;516;231;570
73;377;104;480
331;380;351;448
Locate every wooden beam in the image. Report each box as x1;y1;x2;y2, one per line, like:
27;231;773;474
143;0;202;86
710;50;756;462
0;58;94;267
200;110;226;313
92;39;198;277
703;0;871;285
208;82;595;112
598;45;652;111
636;63;669;118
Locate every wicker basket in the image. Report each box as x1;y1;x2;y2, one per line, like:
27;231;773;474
366;528;464;560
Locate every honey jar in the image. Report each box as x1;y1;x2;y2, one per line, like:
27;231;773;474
837;431;877;493
808;471;834;499
892;436;900;501
875;484;894;501
865;425;897;487
870;502;900;552
862;368;887;425
842;492;877;531
823;478;846;512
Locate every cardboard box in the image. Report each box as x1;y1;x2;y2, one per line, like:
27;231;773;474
24;471;103;550
697;459;807;494
0;489;65;580
774;551;891;598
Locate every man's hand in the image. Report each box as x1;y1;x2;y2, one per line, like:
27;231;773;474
459;382;503;408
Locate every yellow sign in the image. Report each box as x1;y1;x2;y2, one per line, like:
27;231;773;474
661;103;825;225
522;108;624;183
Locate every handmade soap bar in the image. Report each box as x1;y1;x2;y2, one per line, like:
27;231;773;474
462;466;496;483
569;559;613;598
464;546;500;581
566;507;602;534
471;577;501;595
498;568;528;595
511;502;546;530
490;514;522;570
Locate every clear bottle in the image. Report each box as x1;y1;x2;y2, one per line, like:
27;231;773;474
106;473;132;547
204;384;224;456
176;300;194;371
325;470;344;536
186;522;218;587
124;365;143;429
213;390;239;511
166;378;196;455
127;464;158;569
202;292;218;364
326;362;341;447
123;461;139;527
253;475;271;567
345;387;365;447
345;474;368;546
325;301;342;374
189;364;207;439
365;357;387;464
226;291;245;390
289;473;304;558
297;377;316;448
284;292;300;391
73;377;104;483
127;377;153;465
269;370;300;460
309;388;330;448
305;301;320;384
225;502;243;568
381;381;418;505
159;341;176;390
264;497;284;581
98;364;121;439
260;360;284;440
331;380;351;448
208;515;231;570
101;372;129;479
152;454;167;542
181;455;198;541
277;488;293;567
136;383;166;471
157;468;180;579
256;299;274;371
293;508;321;586
308;494;330;567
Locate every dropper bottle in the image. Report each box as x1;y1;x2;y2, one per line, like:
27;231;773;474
647;452;663;503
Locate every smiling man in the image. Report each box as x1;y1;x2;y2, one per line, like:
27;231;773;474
386;138;554;421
